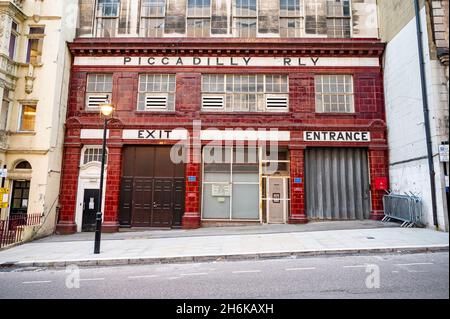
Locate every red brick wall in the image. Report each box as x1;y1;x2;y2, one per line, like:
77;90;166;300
56;145;81;234
60;65;388;232
102;145;122;232
369;148;389;220
289;147;307;223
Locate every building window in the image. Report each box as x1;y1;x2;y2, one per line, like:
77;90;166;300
137;74;176;111
280;0;303;37
95;0;120;37
202;74;289;112
85;74;113;110
15;161;32;169
187;0;211;37
234;0;257;37
315;75;354;113
202;147;260;221
1;89;10;131
19;105;37;132
11;181;31;216
9;21;19;60
140;0;166;37
326;0;351;38
83;147;108;165
26;26;45;64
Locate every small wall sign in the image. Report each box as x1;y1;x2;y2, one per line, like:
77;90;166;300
439;144;449;162
188;176;197;182
294;178;302;184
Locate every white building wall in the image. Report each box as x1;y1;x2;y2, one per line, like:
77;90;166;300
384;7;449;231
0;0;77;237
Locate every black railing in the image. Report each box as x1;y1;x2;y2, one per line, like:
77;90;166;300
0;213;41;248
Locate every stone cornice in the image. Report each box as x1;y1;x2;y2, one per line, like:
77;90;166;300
0;1;27;21
69;38;386;58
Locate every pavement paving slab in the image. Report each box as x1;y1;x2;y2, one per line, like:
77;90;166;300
0;223;448;268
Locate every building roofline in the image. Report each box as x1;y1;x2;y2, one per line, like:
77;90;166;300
69;38;386;58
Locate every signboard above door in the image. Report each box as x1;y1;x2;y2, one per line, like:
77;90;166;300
304;131;371;142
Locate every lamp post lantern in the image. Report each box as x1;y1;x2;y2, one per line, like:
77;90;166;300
94;102;115;254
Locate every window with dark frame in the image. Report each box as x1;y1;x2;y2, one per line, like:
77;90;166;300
9;21;19;60
26;26;45;64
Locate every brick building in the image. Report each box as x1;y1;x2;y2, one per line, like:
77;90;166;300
56;0;387;234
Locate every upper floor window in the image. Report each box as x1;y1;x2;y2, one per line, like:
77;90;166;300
315;75;354;113
95;0;121;37
85;74;113;110
26;26;45;65
19;105;37;132
187;0;211;37
202;74;289;112
1;89;10;131
326;0;351;38
137;74;176;111
140;0;166;37
234;0;257;37
280;0;303;37
9;21;19;60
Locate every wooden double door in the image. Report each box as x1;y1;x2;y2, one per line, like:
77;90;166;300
119;147;185;228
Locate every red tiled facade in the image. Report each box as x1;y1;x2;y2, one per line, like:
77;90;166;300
56;38;387;234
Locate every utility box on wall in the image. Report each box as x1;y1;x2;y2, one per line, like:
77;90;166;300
374;177;388;191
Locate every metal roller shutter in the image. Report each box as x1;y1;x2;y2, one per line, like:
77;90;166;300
305;148;371;220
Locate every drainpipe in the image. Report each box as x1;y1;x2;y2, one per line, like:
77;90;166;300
413;0;439;228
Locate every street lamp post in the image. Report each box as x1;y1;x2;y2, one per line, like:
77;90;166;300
94;102;115;255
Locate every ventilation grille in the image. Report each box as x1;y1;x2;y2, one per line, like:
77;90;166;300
266;95;288;110
87;94;109;108
145;95;168;110
202;95;225;109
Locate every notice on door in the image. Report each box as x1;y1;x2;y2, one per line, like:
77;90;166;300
304;131;371;142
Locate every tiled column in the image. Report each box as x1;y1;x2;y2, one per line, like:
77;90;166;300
369;148;389;220
56;145;81;234
102;143;122;233
182;129;201;229
289;147;308;224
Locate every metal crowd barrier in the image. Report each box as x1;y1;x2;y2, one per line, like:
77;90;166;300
382;192;423;227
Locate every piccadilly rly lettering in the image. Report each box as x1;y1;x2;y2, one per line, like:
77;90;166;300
123;56;320;66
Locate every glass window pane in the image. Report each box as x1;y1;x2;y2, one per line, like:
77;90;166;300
202;184;231;219
231;184;259;219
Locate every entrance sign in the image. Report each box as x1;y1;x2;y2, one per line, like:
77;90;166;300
304;131;371;142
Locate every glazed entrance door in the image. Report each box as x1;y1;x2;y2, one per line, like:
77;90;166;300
267;178;288;224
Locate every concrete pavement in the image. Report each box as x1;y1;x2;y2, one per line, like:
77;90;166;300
0;223;448;268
